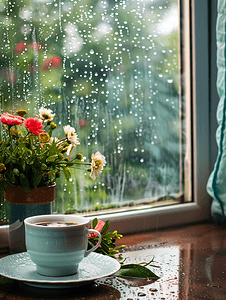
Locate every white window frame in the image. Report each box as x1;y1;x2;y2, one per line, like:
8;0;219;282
0;0;214;249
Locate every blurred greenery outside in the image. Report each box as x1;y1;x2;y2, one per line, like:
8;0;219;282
0;0;186;223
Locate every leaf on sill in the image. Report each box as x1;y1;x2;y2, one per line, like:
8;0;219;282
91;217;98;229
115;263;160;279
100;219;110;234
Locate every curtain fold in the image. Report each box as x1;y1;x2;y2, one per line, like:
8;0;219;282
207;0;226;225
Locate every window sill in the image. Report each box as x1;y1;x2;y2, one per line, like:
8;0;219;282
0;201;211;252
90;202;212;235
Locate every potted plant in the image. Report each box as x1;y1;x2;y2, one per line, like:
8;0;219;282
0;107;106;252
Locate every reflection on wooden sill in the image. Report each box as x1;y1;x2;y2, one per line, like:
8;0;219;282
1;222;225;299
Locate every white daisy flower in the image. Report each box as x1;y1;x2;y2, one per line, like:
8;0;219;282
39;107;55;122
66;144;74;156
90;151;106;180
63;125;80;146
68;131;80;145
63;125;73;135
63;125;76;136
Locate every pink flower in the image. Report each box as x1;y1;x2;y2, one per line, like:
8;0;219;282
24;118;45;135
0;113;23;126
89;220;105;238
41;56;62;71
14;41;28;54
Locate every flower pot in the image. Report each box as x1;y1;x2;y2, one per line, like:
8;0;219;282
4;184;56;204
4;185;56;253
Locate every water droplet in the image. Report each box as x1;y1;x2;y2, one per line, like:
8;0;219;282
149;288;158;292
137;292;146;296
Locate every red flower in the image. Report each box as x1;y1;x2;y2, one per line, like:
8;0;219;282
24;118;45;136
14;42;28;54
0;113;23;126
89;220;105;238
41;56;62;71
31;42;42;52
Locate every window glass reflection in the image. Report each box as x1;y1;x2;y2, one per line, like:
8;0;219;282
0;0;184;217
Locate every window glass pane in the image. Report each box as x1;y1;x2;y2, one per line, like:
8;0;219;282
0;0;189;221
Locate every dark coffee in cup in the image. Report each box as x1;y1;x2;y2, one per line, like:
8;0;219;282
35;221;79;227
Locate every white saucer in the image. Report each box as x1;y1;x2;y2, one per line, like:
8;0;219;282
0;252;120;289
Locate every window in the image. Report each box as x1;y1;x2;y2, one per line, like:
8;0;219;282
0;0;212;247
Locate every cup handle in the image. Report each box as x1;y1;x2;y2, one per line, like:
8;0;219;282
85;229;102;257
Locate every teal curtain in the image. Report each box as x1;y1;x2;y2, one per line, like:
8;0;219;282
207;0;226;225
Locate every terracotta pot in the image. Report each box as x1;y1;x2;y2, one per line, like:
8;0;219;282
4;184;56;204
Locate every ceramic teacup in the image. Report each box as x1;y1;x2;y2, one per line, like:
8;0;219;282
24;214;101;277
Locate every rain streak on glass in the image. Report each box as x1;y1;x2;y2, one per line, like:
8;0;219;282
0;0;180;213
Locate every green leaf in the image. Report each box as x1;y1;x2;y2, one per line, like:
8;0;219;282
63;167;71;180
41;163;47;170
33;169;43;188
88;240;96;249
20;160;26;171
24;147;32;156
48;128;53;137
92;218;98;229
100;239;112;254
4;157;13;165
101;220;110;234
115;263;159;279
46;155;58;162
48;143;58;156
29;136;33;148
20;173;30;193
